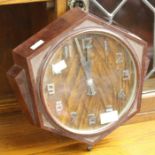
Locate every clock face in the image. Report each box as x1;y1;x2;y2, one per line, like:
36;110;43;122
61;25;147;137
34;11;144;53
40;29;138;135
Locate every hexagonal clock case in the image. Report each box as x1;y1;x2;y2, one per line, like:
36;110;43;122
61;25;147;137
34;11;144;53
8;8;148;145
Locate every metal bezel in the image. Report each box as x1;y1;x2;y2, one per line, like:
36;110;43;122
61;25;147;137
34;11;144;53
38;27;141;136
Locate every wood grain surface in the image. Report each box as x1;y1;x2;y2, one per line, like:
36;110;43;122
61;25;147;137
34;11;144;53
1;111;155;155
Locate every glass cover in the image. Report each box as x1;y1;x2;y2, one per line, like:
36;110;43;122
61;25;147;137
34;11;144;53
41;30;137;134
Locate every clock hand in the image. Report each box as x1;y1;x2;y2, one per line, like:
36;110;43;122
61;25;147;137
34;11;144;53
74;37;96;96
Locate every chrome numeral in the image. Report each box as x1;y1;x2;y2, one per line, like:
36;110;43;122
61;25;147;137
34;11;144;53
118;89;126;100
116;52;123;64
63;45;72;59
106;105;113;112
56;101;63;113
123;69;130;80
88;114;96;125
82;37;93;50
103;39;110;55
103;39;110;64
47;83;55;95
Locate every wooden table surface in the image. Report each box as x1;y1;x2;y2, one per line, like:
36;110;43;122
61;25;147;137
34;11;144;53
0;112;155;155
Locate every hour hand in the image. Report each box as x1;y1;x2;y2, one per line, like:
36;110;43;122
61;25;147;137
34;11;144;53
80;58;96;96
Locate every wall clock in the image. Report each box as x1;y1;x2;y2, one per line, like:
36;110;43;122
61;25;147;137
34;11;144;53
7;8;148;150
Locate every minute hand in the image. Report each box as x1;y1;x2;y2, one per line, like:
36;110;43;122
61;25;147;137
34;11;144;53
74;38;96;96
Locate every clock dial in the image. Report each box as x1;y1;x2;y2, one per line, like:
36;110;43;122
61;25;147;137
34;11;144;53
40;30;137;134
